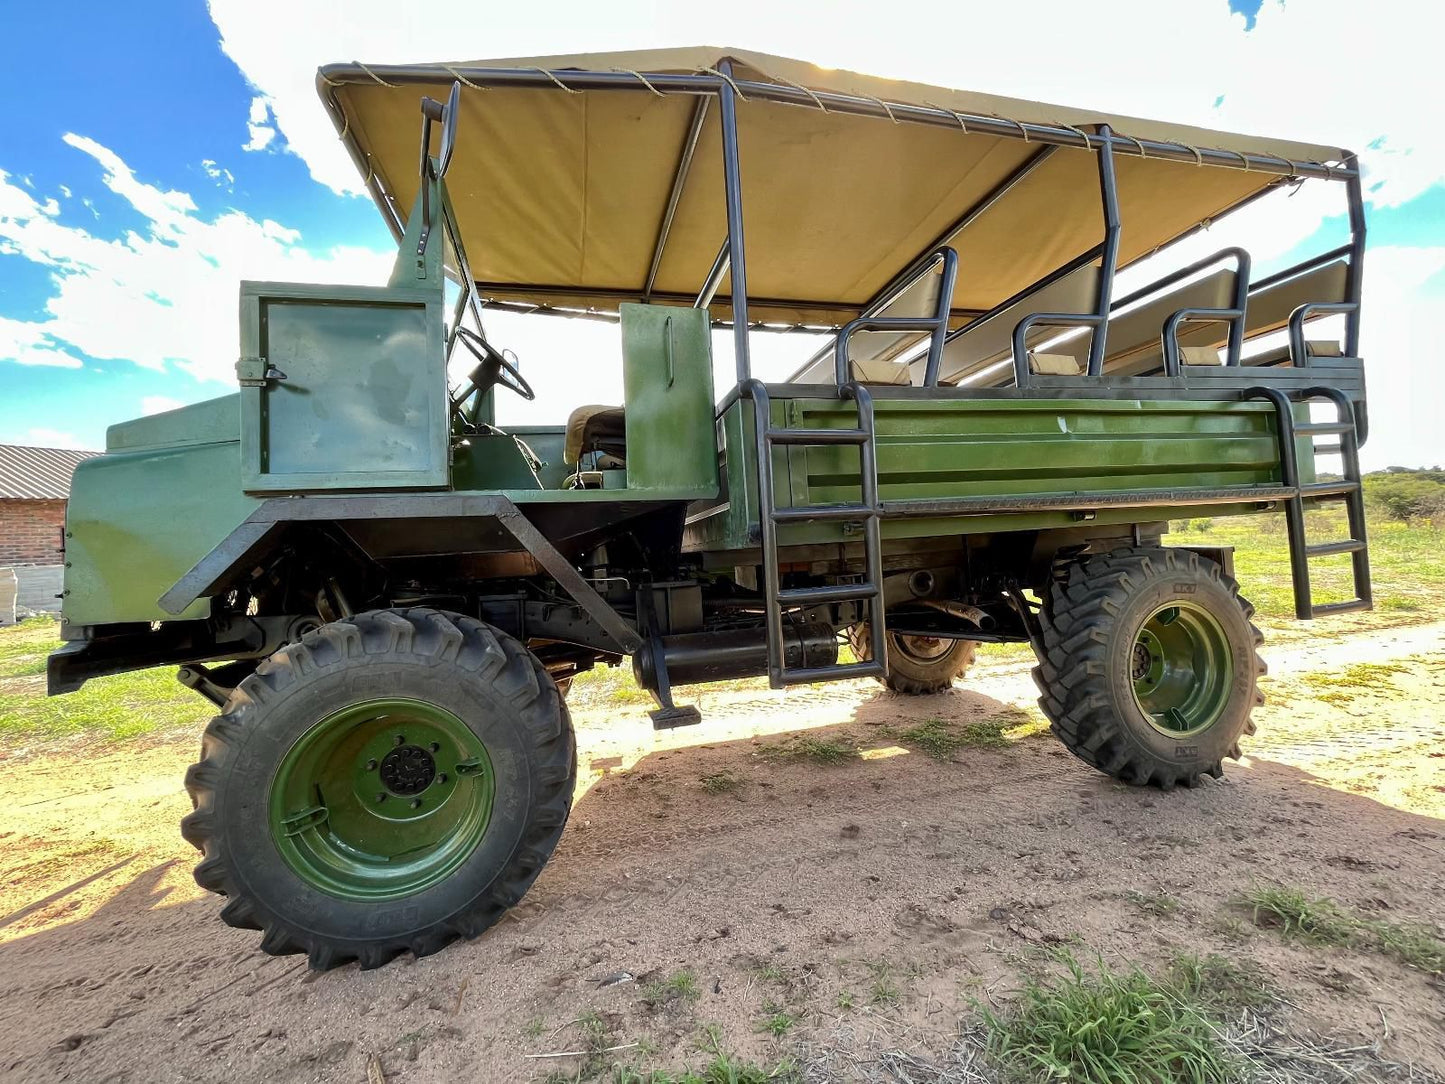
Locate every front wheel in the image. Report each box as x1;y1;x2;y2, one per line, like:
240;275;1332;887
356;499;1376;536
1033;548;1264;789
181;608;575;969
849;622;977;694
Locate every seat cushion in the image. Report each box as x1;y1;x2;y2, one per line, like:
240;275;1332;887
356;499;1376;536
563;404;626;465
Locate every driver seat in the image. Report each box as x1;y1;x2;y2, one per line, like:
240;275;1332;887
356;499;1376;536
564;404;626;468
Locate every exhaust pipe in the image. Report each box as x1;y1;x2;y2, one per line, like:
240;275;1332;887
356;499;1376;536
634;623;837;690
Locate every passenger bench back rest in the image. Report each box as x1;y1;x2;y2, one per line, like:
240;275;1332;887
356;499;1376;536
926;264;1101;386
1113;259;1351;376
1098;268;1237;377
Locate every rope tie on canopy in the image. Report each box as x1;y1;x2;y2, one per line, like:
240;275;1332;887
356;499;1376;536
1183;142;1205;167
354;62;399;88
770;73;829;112
338;111;350;139
536;68;582;94
924;104;969;135
870;97;901;124
702;66;749;101
612;68;665;96
1120;133;1149;158
444;66;487;91
318;71;344;87
1055;123;1095;150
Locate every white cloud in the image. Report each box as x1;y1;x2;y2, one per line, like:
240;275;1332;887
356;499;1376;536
0;142;392;383
209;0;1439;209
201;158;235;188
25;427;93;451
141;395;186;416
243;95;277;152
0;313;84;368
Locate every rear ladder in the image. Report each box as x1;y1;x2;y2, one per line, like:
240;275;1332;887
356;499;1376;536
1249;385;1372;619
742;379;888;687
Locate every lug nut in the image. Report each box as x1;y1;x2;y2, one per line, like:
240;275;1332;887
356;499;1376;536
409;798;422;809
394;734;406;746
365;759;377;771
437;773;449;785
429;741;440;753
375;792;387;804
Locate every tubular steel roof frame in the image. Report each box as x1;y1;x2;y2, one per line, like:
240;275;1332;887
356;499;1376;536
316;53;1365;386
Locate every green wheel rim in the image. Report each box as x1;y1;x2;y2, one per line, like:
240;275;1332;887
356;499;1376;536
268;698;495;901
1130;602;1234;737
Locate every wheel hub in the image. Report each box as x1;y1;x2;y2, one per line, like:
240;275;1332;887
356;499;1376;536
268;698;494;901
1130;602;1233;737
379;744;436;796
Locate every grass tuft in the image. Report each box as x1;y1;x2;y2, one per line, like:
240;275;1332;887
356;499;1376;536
1241;885;1357;945
698;769;744;795
757;733;860;766
1241;885;1445;975
885;708;1042;760
641;969;701;1010
980;954;1239;1084
1168;952;1274;1012
758;1002;797;1038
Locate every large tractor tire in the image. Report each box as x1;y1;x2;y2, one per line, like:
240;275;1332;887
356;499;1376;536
1033;547;1264;790
182;608;574;969
849;623;977;695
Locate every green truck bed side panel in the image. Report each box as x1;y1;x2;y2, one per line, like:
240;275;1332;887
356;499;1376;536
688;396;1301;552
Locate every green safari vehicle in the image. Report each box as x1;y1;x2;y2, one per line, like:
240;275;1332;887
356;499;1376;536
48;48;1373;968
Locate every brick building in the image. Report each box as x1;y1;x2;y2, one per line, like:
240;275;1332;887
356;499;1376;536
0;444;98;617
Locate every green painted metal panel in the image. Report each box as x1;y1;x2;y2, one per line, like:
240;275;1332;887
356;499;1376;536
506;426;569;489
620;304;718;495
451;434;543;490
63;437;262;625
239;281;448;492
688;395;1298;552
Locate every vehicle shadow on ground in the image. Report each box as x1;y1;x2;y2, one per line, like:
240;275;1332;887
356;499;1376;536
2;706;1443;1082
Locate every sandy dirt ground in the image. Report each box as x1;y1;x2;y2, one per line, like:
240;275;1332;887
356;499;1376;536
1;622;1442;1082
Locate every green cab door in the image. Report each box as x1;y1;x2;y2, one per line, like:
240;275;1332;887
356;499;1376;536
238;281;449;493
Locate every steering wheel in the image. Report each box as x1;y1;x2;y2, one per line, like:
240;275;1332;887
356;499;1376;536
454;326;535;402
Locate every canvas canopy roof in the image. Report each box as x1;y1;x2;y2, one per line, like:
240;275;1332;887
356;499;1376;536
318;47;1352;328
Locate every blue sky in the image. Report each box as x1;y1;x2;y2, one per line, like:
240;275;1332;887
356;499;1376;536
1;0;1441;468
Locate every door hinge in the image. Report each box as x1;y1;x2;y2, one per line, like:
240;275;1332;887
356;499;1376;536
236;356;286;387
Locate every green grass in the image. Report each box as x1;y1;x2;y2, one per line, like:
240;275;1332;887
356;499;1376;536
1241;885;1358;945
614;1027;800;1083
1172;509;1444;628
699;769;744;795
980;954;1240;1084
1167;953;1273;1013
886;707;1043;759
0;617;210;745
866;961;901;1006
641;969;701;1009
1242;885;1445;975
757;733;860;765
1123;890;1180;919
757;1003;797;1038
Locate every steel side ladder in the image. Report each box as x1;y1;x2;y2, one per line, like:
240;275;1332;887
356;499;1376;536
742;379;888;688
1249;385;1372;619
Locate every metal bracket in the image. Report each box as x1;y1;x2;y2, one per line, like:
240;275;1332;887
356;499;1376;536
236;356;287;388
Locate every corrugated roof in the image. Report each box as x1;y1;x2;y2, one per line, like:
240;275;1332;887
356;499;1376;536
0;445;98;501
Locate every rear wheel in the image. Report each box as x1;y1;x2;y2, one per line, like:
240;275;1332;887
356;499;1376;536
182;608;574;969
849;623;977;694
1033;547;1263;789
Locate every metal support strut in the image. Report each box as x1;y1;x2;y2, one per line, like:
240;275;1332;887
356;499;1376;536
1247;385;1372;619
742;379;887;688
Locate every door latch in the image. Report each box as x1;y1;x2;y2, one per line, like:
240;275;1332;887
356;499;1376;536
236;356;287;387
